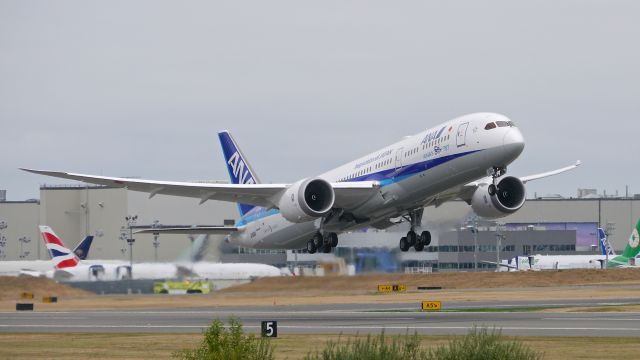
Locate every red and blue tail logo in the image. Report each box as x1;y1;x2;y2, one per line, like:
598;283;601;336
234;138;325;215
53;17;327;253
39;226;80;269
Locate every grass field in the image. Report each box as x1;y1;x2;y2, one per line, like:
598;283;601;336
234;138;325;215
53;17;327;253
0;333;638;360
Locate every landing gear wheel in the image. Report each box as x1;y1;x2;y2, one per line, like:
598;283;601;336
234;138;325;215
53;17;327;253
488;184;497;196
399;237;410;252
420;231;431;246
322;244;332;253
306;240;317;254
312;233;323;248
414;242;424;252
406;231;417;246
327;233;338;248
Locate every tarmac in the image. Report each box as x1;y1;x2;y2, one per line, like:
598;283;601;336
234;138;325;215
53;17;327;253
2;298;640;336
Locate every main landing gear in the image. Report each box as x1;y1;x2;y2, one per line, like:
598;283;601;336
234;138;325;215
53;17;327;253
399;208;431;252
306;232;339;254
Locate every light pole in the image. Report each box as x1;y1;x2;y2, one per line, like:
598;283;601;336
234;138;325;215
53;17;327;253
151;220;160;262
0;220;7;260
495;223;505;272
18;236;31;259
119;227;128;257
125;215;138;279
466;218;478;272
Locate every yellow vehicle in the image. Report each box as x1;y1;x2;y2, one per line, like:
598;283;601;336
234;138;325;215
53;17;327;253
153;280;213;294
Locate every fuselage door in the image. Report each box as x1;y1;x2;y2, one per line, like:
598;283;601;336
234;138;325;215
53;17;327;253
456;122;469;147
88;265;105;281
394;147;404;173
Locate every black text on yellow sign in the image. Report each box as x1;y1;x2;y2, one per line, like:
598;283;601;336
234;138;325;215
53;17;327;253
421;301;442;311
377;284;406;293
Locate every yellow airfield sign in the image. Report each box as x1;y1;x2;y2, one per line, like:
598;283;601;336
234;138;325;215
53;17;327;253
421;301;442;311
377;284;406;293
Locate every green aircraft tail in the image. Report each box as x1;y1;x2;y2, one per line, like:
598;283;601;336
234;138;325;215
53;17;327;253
608;218;640;268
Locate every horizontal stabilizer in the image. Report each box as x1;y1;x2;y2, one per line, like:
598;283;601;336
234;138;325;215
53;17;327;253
135;226;238;235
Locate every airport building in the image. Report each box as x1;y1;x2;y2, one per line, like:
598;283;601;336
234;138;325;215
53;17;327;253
1;185;639;273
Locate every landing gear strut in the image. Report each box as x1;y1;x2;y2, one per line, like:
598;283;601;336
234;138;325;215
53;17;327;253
307;232;339;254
488;166;507;195
399;208;431;252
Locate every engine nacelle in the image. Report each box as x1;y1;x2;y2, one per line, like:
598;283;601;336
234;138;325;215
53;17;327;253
471;176;526;219
278;178;335;223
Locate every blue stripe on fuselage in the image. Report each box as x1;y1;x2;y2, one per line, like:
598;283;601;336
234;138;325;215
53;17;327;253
234;149;481;227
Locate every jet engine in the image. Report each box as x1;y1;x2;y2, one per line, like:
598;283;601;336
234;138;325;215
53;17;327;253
471;176;526;218
278;178;335;223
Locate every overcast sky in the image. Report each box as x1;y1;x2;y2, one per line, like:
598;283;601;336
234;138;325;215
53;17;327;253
1;1;639;201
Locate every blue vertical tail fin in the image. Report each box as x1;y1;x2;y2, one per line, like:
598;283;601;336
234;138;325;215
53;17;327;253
72;235;94;260
218;131;261;216
598;228;615;256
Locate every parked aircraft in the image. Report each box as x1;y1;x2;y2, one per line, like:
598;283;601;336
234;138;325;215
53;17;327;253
38;226;283;282
497;220;640;270
23;113;580;254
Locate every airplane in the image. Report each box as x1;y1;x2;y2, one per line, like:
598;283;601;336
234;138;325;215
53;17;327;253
22;112;580;255
37;226;284;282
0;233;93;276
496;220;640;271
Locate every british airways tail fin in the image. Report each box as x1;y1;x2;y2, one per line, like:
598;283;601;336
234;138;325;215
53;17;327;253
597;228;615;256
218;131;261;216
39;226;81;269
72;235;94;260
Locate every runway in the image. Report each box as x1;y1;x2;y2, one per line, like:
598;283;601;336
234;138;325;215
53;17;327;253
2;298;640;337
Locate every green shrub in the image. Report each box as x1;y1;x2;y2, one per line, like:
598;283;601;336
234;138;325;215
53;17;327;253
427;327;543;360
304;327;543;360
304;331;427;360
173;318;275;360
426;328;543;360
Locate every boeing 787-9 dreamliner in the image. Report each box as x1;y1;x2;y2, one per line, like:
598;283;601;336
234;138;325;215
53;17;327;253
23;113;580;254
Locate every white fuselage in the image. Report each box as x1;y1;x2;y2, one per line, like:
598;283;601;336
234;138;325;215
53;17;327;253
45;261;282;282
227;112;525;249
503;255;607;271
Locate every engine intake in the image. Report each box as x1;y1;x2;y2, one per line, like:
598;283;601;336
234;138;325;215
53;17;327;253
279;178;335;223
471;176;526;218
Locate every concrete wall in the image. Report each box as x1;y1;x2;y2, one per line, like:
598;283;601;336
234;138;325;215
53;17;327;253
40;186;128;260
0;201;40;260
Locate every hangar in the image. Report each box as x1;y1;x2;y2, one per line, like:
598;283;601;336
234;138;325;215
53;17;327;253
0;185;638;272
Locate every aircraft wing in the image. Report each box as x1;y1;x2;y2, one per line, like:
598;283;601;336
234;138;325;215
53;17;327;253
456;161;581;202
519;160;581;183
21;168;380;210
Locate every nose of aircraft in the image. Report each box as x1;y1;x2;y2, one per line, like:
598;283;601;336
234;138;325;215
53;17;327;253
503;127;525;156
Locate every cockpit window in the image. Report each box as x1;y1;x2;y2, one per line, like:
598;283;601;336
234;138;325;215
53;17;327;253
496;121;510;127
507;121;516;127
484;122;496;130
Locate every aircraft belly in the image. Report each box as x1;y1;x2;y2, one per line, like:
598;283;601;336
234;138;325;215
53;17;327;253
233;216;317;250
